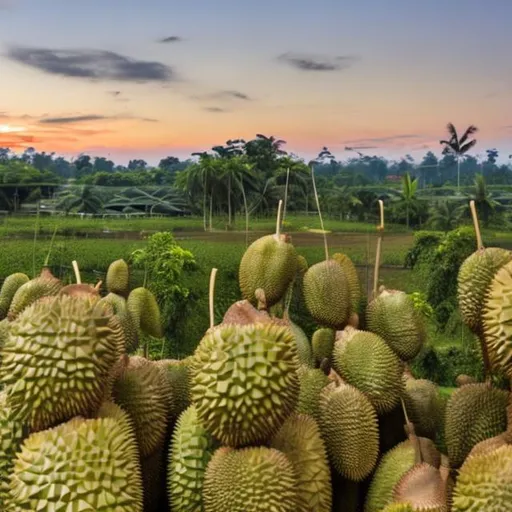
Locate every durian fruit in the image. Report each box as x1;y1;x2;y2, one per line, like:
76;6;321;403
1;295;122;431
332;252;361;314
455;374;477;387
312;328;335;367
59;282;100;299
222;299;275;326
155;358;191;422
0;391;25;506
191;322;299;447
392;463;448;512
466;432;509;458
318;382;379;482
296;365;329;420
203;446;300;512
287;318;314;367
381;504;416;512
404;379;444;439
239;233;298;308
482;259;512;378
111;356;169;457
366;288;425;361
444;382;509;467
270;412;332;512
333;327;404;414
106;258;130;296
0;318;8;356
303;260;350;329
127;287;162;338
451;444;512;512
0;273;29;319
7;416;143;511
364;437;441;512
7;266;62;321
98;292;138;352
297;254;309;274
458;246;512;334
169;405;215;512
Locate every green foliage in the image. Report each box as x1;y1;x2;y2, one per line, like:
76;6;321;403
408;291;434;319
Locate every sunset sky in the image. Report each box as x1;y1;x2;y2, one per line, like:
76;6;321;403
1;0;511;165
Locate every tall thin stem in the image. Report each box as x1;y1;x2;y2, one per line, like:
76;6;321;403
469;200;484;250
275;199;283;238
44;225;58;267
282;167;290;224
209;268;218;329
373;200;384;298
311;166;329;261
32;200;40;278
72;260;82;284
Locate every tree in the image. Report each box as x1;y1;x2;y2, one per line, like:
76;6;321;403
439;123;478;192
399;172;419;228
427;201;464;231
159;156;180;170
128;159;147;171
56;185;104;214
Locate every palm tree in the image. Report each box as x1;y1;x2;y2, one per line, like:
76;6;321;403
470;174;501;227
399;172;419;229
439;123;478;192
57;185;104;214
427;201;465;231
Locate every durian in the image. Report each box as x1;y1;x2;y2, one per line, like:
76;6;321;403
312;327;335;367
106;258;130;296
270;412;332;512
288;319;314;367
239;233;298;308
1;295;122;430
318;383;379;482
296;365;329;420
98;292;138;352
332;252;361;314
192;323;299;446
0;273;29;320
155;358;191;422
127;287;162;338
203;446;300;512
7;416;143;511
303;260;350;329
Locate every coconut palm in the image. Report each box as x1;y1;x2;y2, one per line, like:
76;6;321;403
427;201;465;231
56;185;104;214
399;172;419;229
439;123;478;192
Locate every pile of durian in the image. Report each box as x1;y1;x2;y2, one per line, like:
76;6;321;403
0;197;509;512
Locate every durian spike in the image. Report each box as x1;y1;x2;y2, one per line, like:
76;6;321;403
311;165;329;261
372;200;385;299
72;260;82;284
275;199;283;239
209;268;218;329
469;200;484;250
282;167;290;224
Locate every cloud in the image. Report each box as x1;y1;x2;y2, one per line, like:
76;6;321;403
277;52;359;72
6;46;175;82
108;90;121;96
218;90;251;101
204;107;227;113
159;36;183;43
345;134;423;144
191;89;252;102
39;114;158;124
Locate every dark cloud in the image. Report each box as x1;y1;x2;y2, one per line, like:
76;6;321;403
277;52;359;72
39;114;158;124
159;36;183;43
345;134;422;144
219;90;251;100
108;90;121;96
204;107;227;113
6;46;175;82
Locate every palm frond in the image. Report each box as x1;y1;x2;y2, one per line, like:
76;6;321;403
459;125;478;146
459;139;477;155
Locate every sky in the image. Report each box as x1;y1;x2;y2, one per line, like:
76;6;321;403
1;0;512;165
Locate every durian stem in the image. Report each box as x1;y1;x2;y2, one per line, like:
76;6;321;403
283;167;290;224
94;280;102;291
469;200;484;250
72;260;82;284
32;200;40;278
400;397;410;424
311;165;329;261
372;200;385;299
275;199;283;238
209;268;218;329
43;225;58;268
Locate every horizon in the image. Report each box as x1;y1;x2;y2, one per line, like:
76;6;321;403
1;0;512;165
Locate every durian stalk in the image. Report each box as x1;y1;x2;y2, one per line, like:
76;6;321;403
401;398;423;464
94;280;102;291
311;166;329;261
43;225;58;268
469;200;484;250
275;199;283;239
282;167;290;224
373;200;384;299
209;268;218;329
72;260;82;285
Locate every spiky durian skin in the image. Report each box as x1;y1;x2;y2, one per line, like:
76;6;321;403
0;295;121;431
364;441;417;512
111;356;169;458
366;291;425;361
457;247;512;334
318;383;379;482
98;292;138;353
332;253;361;313
0;319;8;363
381;504;415;512
333;329;404;414
482;259;512;378
289;320;314;367
203;446;299;512
7;417;143;511
106;259;130;296
452;444;512;512
404;379;444;439
169;405;215;512
303;260;350;329
0;392;25;507
270;412;332;512
444;383;509;467
296;366;329;420
297;254;309;274
127;287;162;338
155;358;191;422
312;328;335;366
192;323;299;447
238;234;298;307
7;267;62;321
0;274;29;320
